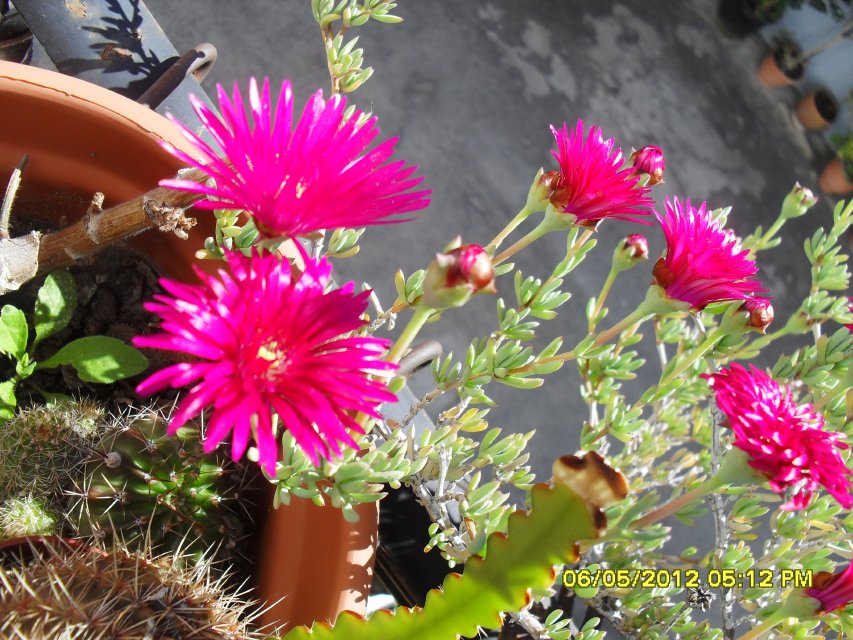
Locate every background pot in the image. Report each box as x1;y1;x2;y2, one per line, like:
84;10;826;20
819;157;853;195
0;60;377;631
794;88;838;130
757;45;803;87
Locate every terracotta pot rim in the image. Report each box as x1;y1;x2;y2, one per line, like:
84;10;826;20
0;61;194;153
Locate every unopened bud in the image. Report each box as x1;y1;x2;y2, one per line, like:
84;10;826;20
780;182;817;220
422;243;496;310
613;234;649;273
630;145;665;186
742;297;774;333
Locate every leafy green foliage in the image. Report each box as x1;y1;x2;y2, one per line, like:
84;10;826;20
0;271;148;420
282;468;599;639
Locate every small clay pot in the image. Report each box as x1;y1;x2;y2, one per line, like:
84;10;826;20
794;88;838;130
757;45;803;87
819;157;853;195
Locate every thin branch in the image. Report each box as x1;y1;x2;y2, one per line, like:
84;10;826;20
0;154;28;240
0;167;207;294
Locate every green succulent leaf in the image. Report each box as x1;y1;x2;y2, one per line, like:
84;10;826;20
0;305;28;360
36;336;149;383
283;464;599;640
33;269;77;347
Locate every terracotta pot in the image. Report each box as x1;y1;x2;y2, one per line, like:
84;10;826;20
794;88;838;130
819;157;853;195
757;48;802;87
0;60;377;631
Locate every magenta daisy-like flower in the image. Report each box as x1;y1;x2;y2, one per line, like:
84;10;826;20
544;120;655;225
133;251;397;472
159;77;430;238
706;363;853;510
652;198;767;310
805;560;853;613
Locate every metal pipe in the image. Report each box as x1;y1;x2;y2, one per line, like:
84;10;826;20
12;0;214;120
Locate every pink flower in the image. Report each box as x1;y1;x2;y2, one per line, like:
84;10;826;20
630;145;666;185
653;197;767;310
544;120;655;226
133;251;397;472
805;560;853;613
706;363;853;510
159;77;430;238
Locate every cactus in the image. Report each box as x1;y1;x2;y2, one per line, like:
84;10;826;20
68;405;257;569
0;495;57;538
283;453;627;640
0;400;102;502
0;536;258;639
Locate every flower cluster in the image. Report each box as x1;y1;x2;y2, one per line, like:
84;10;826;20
134;251;397;472
705;363;853;510
160;77;430;239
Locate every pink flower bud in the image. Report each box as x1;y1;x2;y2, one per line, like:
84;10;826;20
423;244;496;309
741;297;774;333
623;233;649;261
446;244;496;292
630;145;665;186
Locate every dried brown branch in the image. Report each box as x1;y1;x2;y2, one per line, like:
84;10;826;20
0;168;206;294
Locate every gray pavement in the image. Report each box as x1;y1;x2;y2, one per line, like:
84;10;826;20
146;0;840;494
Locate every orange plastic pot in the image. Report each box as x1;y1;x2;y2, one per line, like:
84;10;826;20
0;60;377;631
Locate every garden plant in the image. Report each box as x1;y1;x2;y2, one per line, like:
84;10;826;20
0;2;851;639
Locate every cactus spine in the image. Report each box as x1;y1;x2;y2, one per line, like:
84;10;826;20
70;405;257;568
0;537;258;639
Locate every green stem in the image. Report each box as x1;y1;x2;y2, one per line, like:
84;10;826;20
486;204;535;254
659;326;726;386
594;306;652;347
493;217;552;265
630;477;721;529
588;264;619;333
386;304;435;394
734;610;788;640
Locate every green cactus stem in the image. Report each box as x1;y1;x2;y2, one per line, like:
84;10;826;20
69;406;257;568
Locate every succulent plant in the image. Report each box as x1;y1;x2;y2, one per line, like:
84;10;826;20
0;536;258;639
68;405;258;569
0;495;57;539
0;399;102;502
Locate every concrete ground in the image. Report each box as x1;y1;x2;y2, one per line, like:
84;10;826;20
145;0;841;473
